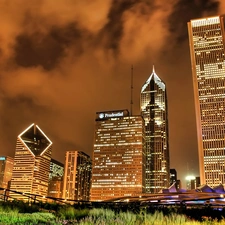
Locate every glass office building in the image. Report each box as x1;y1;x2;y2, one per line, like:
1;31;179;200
91;109;145;201
62;151;92;201
48;158;64;198
140;68;170;193
49;158;64;180
188;16;225;186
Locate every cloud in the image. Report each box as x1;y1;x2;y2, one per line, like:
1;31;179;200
13;23;91;70
119;0;176;62
168;0;220;43
218;0;225;13
0;0;222;182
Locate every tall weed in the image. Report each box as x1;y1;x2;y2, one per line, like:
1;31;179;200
57;206;89;220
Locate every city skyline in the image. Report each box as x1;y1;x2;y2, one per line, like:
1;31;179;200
1;1;225;185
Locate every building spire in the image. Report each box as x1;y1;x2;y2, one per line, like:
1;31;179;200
130;65;133;116
152;65;155;73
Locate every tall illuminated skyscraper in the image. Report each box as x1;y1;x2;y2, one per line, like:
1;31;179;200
188;16;225;186
140;67;170;193
91;109;145;201
10;123;52;201
62;151;91;201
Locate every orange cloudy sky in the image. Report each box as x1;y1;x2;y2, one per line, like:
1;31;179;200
0;0;224;183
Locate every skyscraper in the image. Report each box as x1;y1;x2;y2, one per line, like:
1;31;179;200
49;158;64;180
140;67;170;193
10;123;52;201
62;151;91;201
48;158;64;199
188;16;225;186
48;176;63;199
170;169;177;186
0;156;14;190
91;109;145;201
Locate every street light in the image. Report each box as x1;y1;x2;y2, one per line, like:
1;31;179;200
185;175;195;181
185;175;195;190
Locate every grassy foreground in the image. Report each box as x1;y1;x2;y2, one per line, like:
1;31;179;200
77;208;225;225
0;202;225;224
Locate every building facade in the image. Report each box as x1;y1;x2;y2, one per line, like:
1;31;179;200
140;67;170;193
170;169;177;187
48;176;63;199
91;109;146;201
49;158;64;180
186;176;201;190
62;151;91;201
188;16;225;186
10;123;52;201
48;159;64;198
0;156;14;189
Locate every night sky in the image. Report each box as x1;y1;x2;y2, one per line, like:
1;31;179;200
0;0;224;185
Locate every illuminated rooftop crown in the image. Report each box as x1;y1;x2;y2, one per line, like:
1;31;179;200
18;123;52;156
141;65;165;93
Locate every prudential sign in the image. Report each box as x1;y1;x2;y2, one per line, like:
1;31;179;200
97;111;126;120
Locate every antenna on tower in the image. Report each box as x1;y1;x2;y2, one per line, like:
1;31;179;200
130;65;133;116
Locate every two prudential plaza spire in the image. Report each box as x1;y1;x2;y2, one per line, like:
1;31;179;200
140;66;169;193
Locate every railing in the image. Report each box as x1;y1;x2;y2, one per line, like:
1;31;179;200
1;187;225;209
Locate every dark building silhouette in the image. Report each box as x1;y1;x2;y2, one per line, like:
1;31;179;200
170;169;177;186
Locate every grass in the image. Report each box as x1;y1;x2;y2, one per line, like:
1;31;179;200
0;209;56;224
0;201;225;224
78;208;225;225
57;206;89;220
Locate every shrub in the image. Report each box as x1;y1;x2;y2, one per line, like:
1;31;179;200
117;211;138;225
0;211;57;224
57;206;89;220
